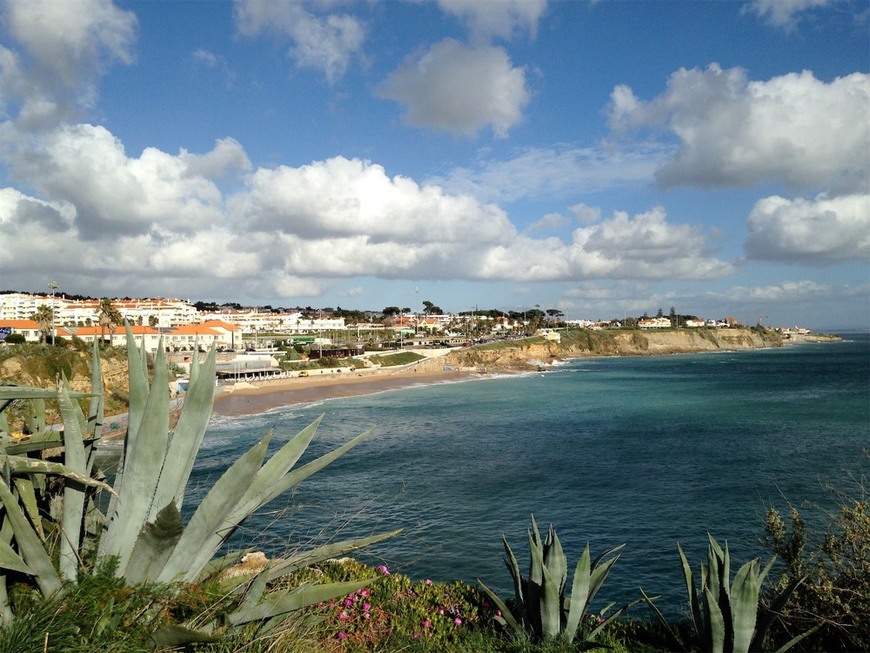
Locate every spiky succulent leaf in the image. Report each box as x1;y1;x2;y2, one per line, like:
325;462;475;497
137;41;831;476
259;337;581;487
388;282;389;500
678;542;703;637
730;560;760;653
0;454;114;493
57;378;87;582
11;477;43;540
0;538;33;575
0;476;62;598
151;345;215;517
478;581;523;634
98;344;170;572
539;557;562;639
125;503;185;585
564;543;591;641
502;534;525;615
226;579;374;626
156;434;271;583
263;529;401;584
704;586;726;653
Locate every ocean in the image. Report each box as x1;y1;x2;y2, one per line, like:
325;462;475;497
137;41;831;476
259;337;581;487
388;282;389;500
186;333;869;612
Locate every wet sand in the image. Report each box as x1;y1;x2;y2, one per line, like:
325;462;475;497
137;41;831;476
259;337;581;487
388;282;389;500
212;367;476;417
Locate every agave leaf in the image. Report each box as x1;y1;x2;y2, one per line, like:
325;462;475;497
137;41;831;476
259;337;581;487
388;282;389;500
502;534;525;612
0;476;62;598
752;574;805;651
704;586;726;653
233;416;322;517
730;560;760;653
149;624;221;648
58;378;87;582
771;623;822;653
564;543;591;641
263;529;401;584
0;454;115;494
156;434;271;583
3;431;65;456
227;579;374;627
587;553;619;604
12;477;43;540
478;581;523;634
98;343;170;573
678;543;703;637
0;576;11;627
150;345;215;518
238;427;376;520
540;562;562;639
0;538;33;575
545;526;568;597
125;502;185;585
125;323;150;442
640;587;686;652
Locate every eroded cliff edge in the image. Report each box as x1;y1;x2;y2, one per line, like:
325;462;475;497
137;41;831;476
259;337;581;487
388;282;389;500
433;328;840;373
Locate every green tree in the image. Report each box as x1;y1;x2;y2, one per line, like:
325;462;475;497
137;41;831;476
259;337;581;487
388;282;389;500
98;298;123;346
31;304;55;344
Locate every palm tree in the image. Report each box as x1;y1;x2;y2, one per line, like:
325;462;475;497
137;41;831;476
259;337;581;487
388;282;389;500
98;298;123;346
31;304;54;344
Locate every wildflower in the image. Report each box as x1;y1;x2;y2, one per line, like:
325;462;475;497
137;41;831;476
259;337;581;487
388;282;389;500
364;612;370;619
338;611;348;621
454;617;462;625
423;620;431;629
337;632;348;640
377;564;391;575
363;603;371;612
496;609;502;617
344;599;353;607
360;589;369;597
425;578;432;585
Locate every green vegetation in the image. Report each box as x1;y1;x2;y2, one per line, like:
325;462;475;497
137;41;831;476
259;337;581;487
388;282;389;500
641;535;811;653
0;330;862;651
367;351;425;367
479;516;630;645
763;483;869;652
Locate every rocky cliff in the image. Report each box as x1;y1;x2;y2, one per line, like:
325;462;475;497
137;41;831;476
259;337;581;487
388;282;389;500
433;328;789;372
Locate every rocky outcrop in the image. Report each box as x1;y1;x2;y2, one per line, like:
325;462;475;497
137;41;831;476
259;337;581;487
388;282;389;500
434;328;788;373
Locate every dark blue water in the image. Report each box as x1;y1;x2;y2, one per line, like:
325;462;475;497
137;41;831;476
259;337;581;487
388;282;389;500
190;334;869;612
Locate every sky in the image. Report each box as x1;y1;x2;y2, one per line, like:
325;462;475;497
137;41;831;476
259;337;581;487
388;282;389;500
0;0;867;329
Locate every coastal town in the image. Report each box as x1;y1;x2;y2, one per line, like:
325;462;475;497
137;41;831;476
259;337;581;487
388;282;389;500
0;290;816;353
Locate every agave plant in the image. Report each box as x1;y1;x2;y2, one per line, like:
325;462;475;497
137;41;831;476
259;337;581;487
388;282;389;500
0;323;398;636
479;515;628;643
641;534;813;653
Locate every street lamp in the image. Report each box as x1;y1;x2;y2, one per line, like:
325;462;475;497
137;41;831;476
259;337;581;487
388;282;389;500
47;281;59;342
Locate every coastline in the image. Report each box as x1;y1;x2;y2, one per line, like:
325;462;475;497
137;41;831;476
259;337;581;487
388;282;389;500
211;365;477;417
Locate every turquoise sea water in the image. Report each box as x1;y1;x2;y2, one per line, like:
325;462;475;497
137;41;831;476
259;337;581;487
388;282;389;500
188;334;869;611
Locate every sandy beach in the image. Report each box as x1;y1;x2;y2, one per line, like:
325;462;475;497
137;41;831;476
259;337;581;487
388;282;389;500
212;366;476;417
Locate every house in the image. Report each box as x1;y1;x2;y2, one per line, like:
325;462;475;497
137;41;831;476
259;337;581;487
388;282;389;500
55;325;163;352
641;317;672;329
0;319;41;342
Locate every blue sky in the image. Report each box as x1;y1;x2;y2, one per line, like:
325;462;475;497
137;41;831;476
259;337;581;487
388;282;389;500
0;0;867;329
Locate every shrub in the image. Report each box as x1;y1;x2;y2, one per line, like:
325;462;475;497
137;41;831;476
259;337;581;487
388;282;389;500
764;485;869;652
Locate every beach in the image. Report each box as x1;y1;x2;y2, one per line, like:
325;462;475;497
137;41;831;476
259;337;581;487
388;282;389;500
212;365;476;417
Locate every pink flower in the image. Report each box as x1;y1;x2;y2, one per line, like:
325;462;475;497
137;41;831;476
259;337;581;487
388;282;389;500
360;589;369;597
338;611;348;621
454;617;462;625
337;632;348;640
344;599;352;607
363;603;371;612
377;565;391;575
364;612;370;619
496;609;502;617
439;608;444;615
423;620;431;629
425;579;432;585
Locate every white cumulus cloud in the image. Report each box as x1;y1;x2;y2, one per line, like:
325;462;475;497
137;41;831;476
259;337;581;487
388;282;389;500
377;38;529;137
608;65;870;194
437;0;547;41
743;0;832;30
745;193;870;264
0;0;136;126
234;0;366;83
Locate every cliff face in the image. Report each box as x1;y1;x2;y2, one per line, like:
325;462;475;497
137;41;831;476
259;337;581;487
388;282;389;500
437;328;785;372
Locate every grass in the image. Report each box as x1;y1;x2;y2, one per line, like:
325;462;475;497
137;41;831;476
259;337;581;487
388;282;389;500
367;351;425;367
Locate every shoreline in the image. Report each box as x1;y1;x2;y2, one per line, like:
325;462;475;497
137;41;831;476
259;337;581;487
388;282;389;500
211;365;478;417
